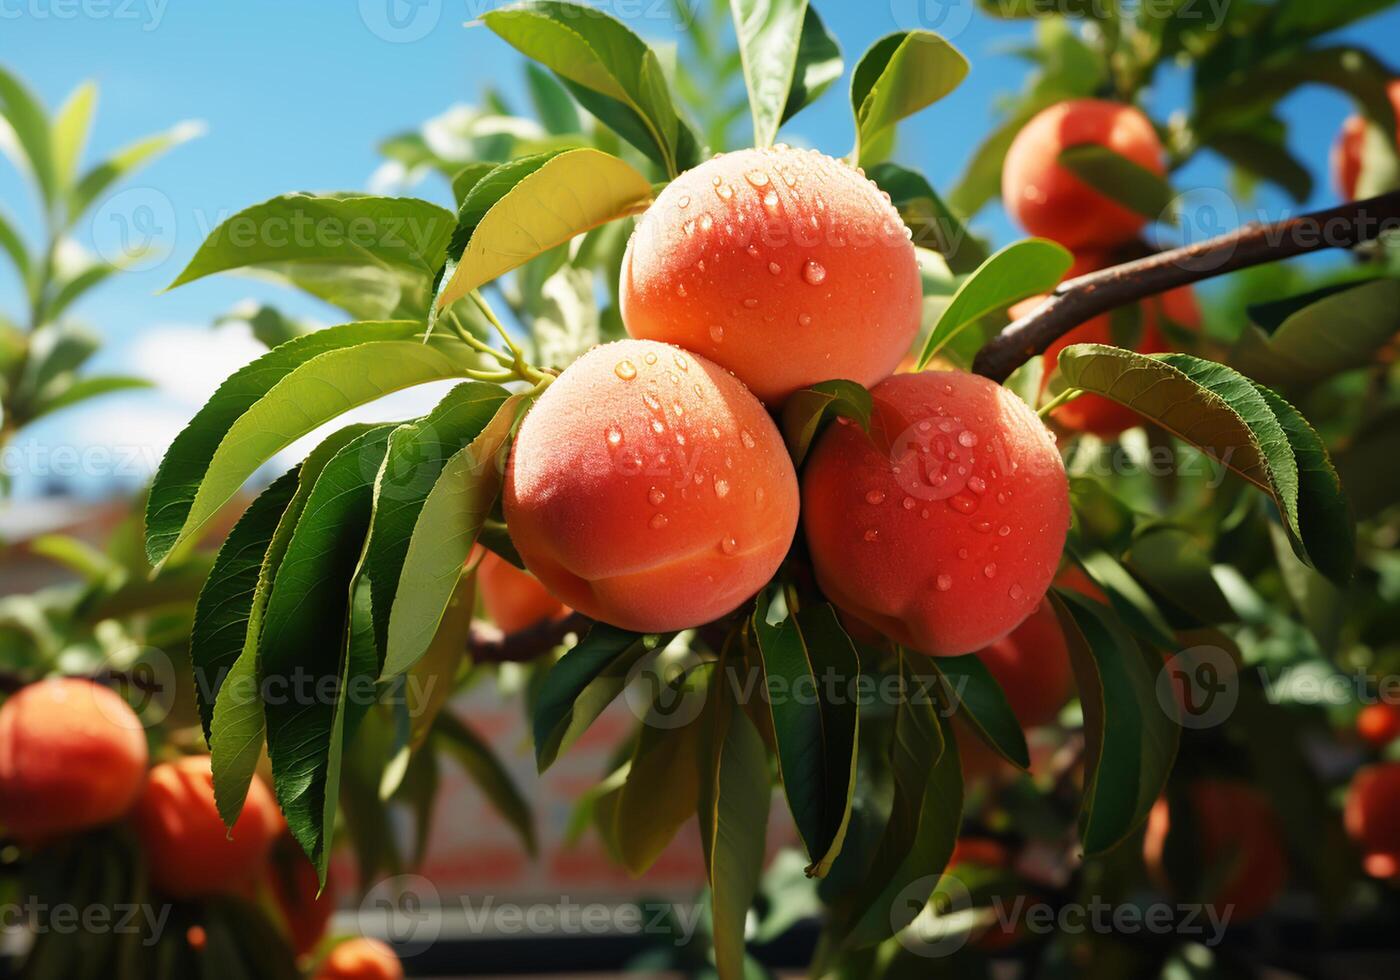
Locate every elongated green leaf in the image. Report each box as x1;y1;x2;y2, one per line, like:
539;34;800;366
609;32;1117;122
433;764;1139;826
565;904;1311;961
0;65;56;205
699;679;771;979
936;654;1028;768
366;382;510;663
263;426;393;866
533;625;675;771
382;392;532;678
1058;143;1174;222
869;162;987;275
526;62;583;135
1070;550;1175;649
782;5;843;125
169;194;455;290
851;32;969;165
0;208;30;286
1057;345;1354;583
69;120;205;222
435;710;537;856
1205;114;1313;203
752;593;860;877
145;321;478;565
731;0;810;148
450;161;499;209
210;426;372;828
402;568;475;759
190;469;300;740
30;375;151;421
320;578;379;881
781;380;872;465
917;238;1072;367
844;655;961;949
1051;591;1178;855
51;81;96;191
434;148;651;309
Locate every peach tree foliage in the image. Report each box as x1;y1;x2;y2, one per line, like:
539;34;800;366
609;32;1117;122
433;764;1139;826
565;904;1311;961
130;0;1398;976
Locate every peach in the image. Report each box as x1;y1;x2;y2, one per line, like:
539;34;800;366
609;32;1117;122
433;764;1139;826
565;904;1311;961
472;546;569;632
134;756;283;898
802;371;1070;656
1002;99;1166;250
974;599;1074;730
504;340;799;632
0;678;148;840
1357;703;1400;749
268;840;336;957
1143;780;1287;921
315;938;403;980
620;146;921;404
1332;80;1400;200
1346;763;1400;879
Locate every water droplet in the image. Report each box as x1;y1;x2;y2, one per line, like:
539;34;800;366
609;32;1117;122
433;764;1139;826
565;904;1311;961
714;477;730;498
921;509;930;519
651;420;665;435
943;383;954;395
712;175;723;186
865;490;886;505
721;534;740;555
678;194;690;208
958;548;968;559
938;420;955;433
650;513;669;529
949;494;978;515
683;219;696;236
755;486;766;504
781;170;797;188
972;519;992;533
668;372;679;384
677;283;688;297
672;402;684;417
1009;583;1025;600
643;392;661;412
740;430;756;449
958;431;978;448
863;528;880;542
768;262;781;276
996;491;1010;505
606;427;623;446
802;260;827;285
675;432;686;446
746;243;761;257
644;352;657;365
716;183;733;200
968;476;986;494
936;574;953;592
614;360;637;381
709;324;725;343
699;214;714;232
648;488;666;505
983;563;997;578
745;169;770;187
762;190;779;208
798;313;812;327
998;525;1011;537
902;497;916;510
697;259;706;271
743;297;760;309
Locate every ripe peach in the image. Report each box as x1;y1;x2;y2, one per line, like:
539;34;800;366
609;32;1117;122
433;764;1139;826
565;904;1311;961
620;145;921;404
1143;780;1287;921
0;678;148;840
134;756;283;898
472;546;569;632
1002;99;1166;250
802;371;1070;656
1331;80;1400;200
504;340;799;632
1346;763;1400;879
974;599;1074;730
268;840;336;957
1357;704;1400;749
315;938;403;980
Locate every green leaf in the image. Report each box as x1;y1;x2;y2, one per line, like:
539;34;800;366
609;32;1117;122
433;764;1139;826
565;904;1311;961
69;119;204;223
262;426;394;868
450;161;499;209
752;592;860;877
434;148;651;310
1335;407;1400;520
525;62;583;135
0;207;31;287
0;65;57;206
843;653;961;949
947;105;1041;219
435;710;538;856
42;258;119;322
917;238;1073;368
1233;279;1400;388
1056;345;1354;584
1068;550;1176;649
168;194;456;297
699;677;771;979
144;320;479;566
850;32;969;166
401;566;475;759
365;383;510;664
51;81;96;192
781;380;872;465
30;375;151;422
1057;143;1175;222
730;0;811;148
869;162;987;275
936;654;1029;769
382;392;533;678
533;625;675;772
782;5;843;126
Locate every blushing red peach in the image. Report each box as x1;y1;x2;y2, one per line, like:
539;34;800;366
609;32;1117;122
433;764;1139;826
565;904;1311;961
621;146;921;404
472;546;569;633
1332;80;1400;200
1346;763;1400;879
314;938;403;980
1143;780;1287;921
0;678;148;840
1357;704;1400;749
802;371;1070;656
504;340;799;632
1002;99;1166;250
975;599;1075;730
134;756;283;898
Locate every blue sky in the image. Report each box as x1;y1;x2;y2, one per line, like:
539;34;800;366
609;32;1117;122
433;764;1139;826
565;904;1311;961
1;0;1397;498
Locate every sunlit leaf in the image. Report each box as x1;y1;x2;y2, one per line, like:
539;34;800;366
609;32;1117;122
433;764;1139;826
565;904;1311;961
851;31;969;165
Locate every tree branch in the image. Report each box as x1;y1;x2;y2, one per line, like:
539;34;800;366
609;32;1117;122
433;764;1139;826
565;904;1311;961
972;190;1400;382
468;611;592;664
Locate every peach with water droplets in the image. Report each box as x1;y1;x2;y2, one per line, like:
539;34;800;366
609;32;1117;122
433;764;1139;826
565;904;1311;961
802;371;1070;656
620;146;922;404
504;340;799;632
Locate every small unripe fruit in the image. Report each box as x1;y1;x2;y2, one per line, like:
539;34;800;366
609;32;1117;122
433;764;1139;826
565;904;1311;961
1357;704;1400;749
0;678;148;840
505;340;799;632
473;546;569;633
802;371;1070;656
975;600;1074;730
1002;99;1165;250
315;938;403;980
134;756;283;898
621;146;922;404
1346;763;1400;879
1143;780;1287;921
1331;80;1400;200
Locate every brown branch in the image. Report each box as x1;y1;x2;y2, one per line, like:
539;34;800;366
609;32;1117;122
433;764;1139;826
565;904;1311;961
468;611;592;663
972;190;1400;382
